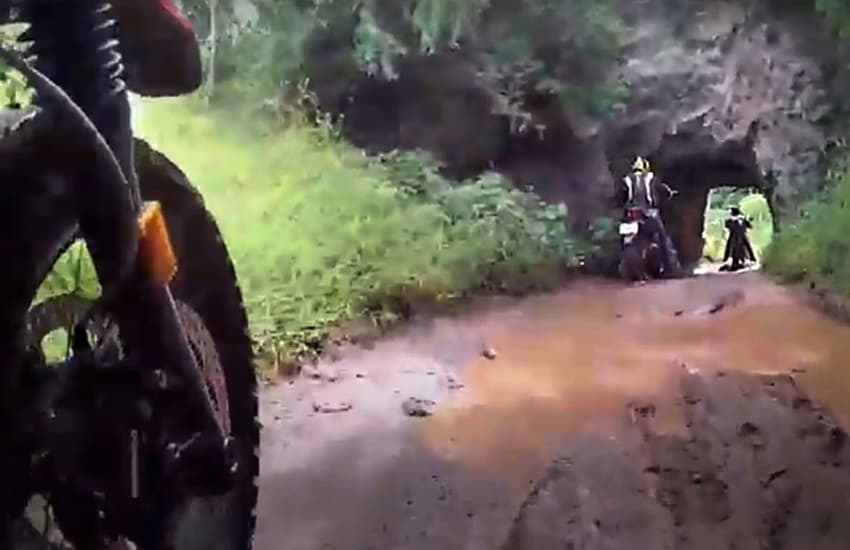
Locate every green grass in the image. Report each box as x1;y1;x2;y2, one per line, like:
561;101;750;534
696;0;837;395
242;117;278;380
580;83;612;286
39;95;584;371
36;96;585;371
702;190;773;262
764;158;850;293
42;95;578;370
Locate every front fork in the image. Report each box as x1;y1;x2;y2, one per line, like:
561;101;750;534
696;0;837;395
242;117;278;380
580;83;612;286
10;0;231;535
82;86;227;459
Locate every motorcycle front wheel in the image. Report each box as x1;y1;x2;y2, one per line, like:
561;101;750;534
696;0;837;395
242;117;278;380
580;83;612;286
0;132;259;550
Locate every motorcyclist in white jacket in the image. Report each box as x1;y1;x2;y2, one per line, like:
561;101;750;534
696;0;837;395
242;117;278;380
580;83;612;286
617;157;682;277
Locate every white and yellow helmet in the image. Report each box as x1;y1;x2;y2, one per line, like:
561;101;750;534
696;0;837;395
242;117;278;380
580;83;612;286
632;156;650;172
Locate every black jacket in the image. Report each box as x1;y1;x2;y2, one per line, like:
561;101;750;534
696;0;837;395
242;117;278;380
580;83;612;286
725;215;752;236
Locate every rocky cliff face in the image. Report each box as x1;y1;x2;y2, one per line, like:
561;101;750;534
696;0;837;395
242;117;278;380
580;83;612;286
603;0;849;262
314;0;850;267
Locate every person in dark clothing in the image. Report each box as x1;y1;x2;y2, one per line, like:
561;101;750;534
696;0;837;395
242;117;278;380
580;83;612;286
723;206;757;269
616;157;682;277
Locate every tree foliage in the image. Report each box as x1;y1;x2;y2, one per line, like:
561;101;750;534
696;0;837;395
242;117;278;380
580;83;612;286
179;0;631;121
813;0;850;39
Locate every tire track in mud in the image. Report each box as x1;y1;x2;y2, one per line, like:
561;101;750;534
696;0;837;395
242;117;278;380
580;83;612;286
504;369;850;550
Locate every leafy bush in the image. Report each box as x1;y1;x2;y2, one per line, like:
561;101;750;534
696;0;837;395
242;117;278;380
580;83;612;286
37;241;100;302
764;154;850;292
127;97;585;368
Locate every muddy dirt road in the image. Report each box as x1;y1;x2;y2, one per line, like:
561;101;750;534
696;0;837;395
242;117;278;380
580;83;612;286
256;272;850;550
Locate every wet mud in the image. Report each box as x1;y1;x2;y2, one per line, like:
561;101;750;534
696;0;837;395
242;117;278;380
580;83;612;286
257;272;850;549
504;370;850;550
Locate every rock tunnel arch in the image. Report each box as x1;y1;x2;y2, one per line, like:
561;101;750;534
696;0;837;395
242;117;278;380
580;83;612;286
610;122;777;270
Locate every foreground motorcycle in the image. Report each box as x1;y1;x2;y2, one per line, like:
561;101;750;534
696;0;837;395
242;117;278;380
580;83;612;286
0;1;258;548
617;206;664;282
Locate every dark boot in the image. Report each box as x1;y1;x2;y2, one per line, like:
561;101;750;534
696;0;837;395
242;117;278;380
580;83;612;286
647;213;680;278
744;237;756;263
642;215;667;276
663;234;682;277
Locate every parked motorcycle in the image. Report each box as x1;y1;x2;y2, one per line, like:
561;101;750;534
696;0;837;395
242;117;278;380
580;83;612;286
618;206;664;282
0;2;258;549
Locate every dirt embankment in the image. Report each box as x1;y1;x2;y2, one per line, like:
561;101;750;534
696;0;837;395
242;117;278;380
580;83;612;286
797;281;850;326
257;272;850;550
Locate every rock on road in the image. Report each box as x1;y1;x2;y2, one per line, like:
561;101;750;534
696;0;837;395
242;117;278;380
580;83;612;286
256;272;850;550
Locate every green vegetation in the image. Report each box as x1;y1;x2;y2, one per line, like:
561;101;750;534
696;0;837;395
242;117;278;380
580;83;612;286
37;96;585;371
758;3;850;294
764;153;850;292
23;0;850;370
813;0;850;38
702;189;773;262
762;0;850;292
180;0;631;123
0;1;606;372
37;241;100;301
144;97;585;366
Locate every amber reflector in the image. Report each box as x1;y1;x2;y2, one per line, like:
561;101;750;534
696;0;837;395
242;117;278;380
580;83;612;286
138;201;178;284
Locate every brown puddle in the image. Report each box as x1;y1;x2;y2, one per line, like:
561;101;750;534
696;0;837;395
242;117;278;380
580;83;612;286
419;273;850;490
